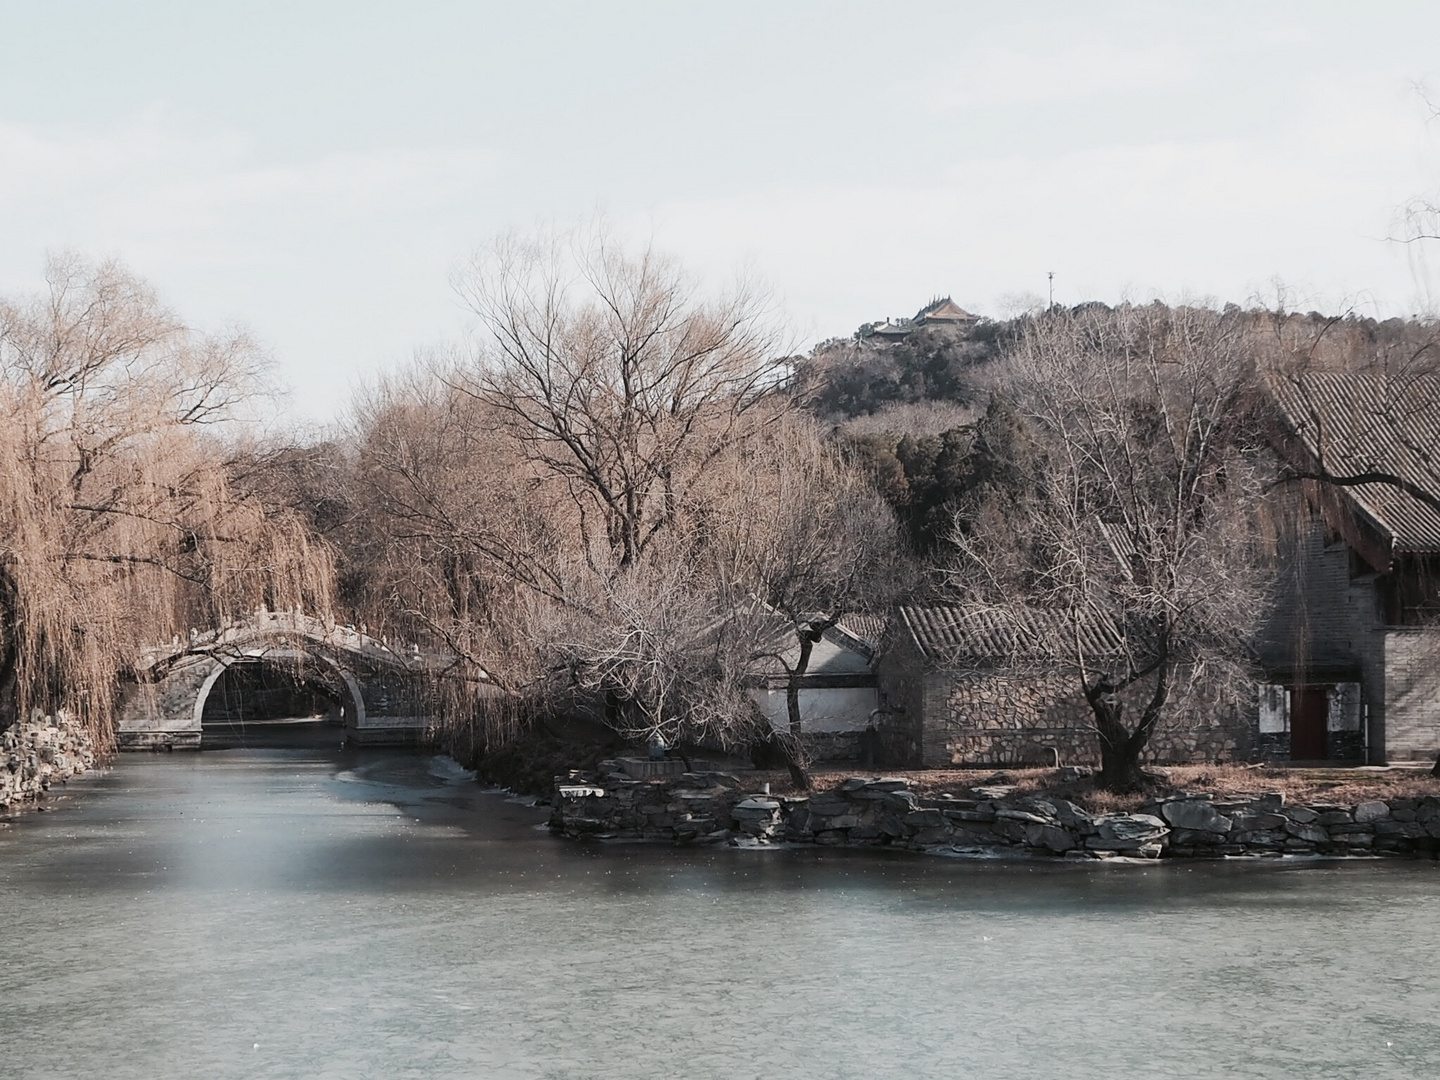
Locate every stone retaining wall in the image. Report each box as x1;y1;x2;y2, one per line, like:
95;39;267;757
0;712;95;814
551;767;1440;860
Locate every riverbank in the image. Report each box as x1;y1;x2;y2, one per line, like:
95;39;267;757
0;711;95;818
550;761;1440;859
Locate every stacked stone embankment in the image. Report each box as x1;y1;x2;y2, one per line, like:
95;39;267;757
551;767;1440;859
0;712;95;814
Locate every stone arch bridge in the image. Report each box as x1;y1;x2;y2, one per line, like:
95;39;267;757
118;611;491;749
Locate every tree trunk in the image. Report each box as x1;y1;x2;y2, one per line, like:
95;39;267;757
781;620;834;792
778;731;811;791
1089;633;1171;794
0;637;16;734
750;725;810;790
786;633;816;738
1088;685;1149;793
1096;724;1149;793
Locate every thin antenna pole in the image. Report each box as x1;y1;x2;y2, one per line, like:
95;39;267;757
1048;271;1055;309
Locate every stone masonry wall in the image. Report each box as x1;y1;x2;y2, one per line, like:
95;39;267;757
797;730;865;765
937;670;1099;767
551;769;1440;860
0;711;95;814
877;636;1255;769
932;670;1254;769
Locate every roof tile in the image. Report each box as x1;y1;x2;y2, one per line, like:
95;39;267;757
898;604;1121;664
1269;373;1440;553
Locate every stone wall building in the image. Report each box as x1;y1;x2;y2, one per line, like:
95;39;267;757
862;374;1440;772
1260;374;1440;764
875;605;1252;769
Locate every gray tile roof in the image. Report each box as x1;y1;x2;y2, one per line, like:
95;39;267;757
869;321;913;337
897;604;1122;664
914;297;976;323
740;604;882;671
833;613;887;650
1269;373;1440;553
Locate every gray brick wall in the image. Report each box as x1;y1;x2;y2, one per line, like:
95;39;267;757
1382;629;1440;760
1257;521;1365;676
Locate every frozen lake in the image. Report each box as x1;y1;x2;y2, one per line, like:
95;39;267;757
3;742;1438;1079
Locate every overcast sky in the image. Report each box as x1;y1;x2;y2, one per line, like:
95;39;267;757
4;1;1440;424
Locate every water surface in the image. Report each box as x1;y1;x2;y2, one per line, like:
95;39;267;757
2;743;1438;1079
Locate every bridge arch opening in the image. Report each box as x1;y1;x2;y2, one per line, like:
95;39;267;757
195;650;365;748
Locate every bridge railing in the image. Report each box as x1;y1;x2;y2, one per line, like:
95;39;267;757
133;609;491;683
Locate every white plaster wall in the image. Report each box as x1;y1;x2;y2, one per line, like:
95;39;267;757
1258;684;1289;734
1258;681;1362;734
1327;682;1362;732
751;687;879;733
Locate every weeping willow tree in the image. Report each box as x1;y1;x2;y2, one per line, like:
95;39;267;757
0;254;333;752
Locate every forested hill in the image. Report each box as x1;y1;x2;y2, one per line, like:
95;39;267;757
797;319;1004;421
796;301;1440;554
787;309;1020;553
797;301;1436;425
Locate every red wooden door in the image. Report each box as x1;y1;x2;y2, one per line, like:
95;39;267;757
1290;685;1329;761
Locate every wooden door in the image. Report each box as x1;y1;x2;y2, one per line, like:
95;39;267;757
1290;685;1330;761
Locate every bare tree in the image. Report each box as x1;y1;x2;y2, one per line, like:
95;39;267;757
452;225;789;571
338;227;790;751
0;254;332;750
324;370;556;744
950;303;1269;792
343;372;782;757
344;231;908;771
544;561;759;757
701;415;908;785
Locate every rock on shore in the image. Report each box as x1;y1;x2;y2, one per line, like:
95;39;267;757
1;712;95;815
550;766;1440;860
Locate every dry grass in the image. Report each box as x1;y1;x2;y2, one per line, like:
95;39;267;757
744;764;1440;813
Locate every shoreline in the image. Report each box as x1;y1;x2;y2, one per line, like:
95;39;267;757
549;763;1440;862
